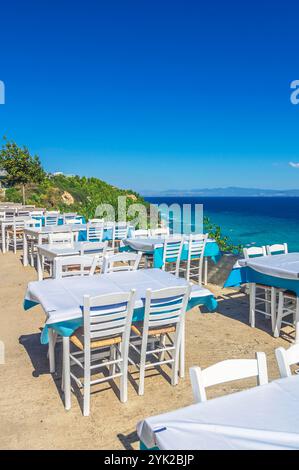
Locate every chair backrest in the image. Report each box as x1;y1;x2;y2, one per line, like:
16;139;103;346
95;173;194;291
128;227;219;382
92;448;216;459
83;290;136;347
17;210;30;217
48;231;75;244
4;210;15;220
0;211;5;220
187;233;207;259
45;210;60;215
80;241;108;256
132;229;150;239
243;246;266;258
150;227;170;237
89;218;105;224
266;243;288;256
30;210;44;217
87;223;104;242
275;344;299;378
143;284;191;333
45;215;59;226
162;237;184;265
54;255;100;278
189;352;268;403
65;218;82;225
102;252;142;273
24;218;42;228
114;223;129;240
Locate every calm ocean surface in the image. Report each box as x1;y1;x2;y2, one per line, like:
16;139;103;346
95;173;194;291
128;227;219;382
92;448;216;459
145;197;299;251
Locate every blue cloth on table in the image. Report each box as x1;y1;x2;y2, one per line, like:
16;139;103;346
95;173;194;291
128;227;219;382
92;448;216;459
224;266;299;296
24;294;217;344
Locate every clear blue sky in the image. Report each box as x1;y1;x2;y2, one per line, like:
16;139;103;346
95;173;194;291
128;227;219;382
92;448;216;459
1;0;299;192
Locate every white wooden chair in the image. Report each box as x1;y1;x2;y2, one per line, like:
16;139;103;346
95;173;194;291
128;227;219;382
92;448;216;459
189;352;268;403
63;213;77;223
45;215;59;226
150;227;170;237
275;343;299;377
87;223;104;242
180;234;208;285
132;229;150;239
243;246;276;332
102;252;142;273
266;243;288;256
48;232;75;244
6;220;25;253
80;241;108;272
30;210;44;217
17;210;30;217
274;290;299;338
67;289;136;416
162;237;184;277
129;284;191;395
54;255;100;279
113;223;129;250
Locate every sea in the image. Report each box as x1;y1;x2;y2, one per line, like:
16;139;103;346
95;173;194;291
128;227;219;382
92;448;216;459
144;197;299;251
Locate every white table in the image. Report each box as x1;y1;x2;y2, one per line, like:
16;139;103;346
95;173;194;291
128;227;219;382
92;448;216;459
23;224;87;267
239;253;299;280
137;375;299;450
24;268;215;410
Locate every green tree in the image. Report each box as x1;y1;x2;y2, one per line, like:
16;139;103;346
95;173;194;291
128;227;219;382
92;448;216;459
0;138;46;204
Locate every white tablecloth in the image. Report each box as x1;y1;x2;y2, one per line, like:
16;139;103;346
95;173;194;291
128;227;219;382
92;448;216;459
137;375;299;450
24;268;214;326
239;253;299;280
123;237;215;252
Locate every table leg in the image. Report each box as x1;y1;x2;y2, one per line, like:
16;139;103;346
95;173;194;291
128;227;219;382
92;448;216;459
204;258;208;285
48;328;56;373
179;318;185;378
294;298;299;344
62;336;71;410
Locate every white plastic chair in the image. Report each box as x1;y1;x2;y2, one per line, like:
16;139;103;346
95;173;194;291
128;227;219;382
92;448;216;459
129;284;191;395
162;237;184;277
65;218;82;225
180;233;208;285
67;289;136;416
102;252;142;273
132;229;150;239
243;245;276;332
87;223;104;242
54;255;100;279
266;243;288;256
150;227;170;237
275;343;299;377
189;352;268;403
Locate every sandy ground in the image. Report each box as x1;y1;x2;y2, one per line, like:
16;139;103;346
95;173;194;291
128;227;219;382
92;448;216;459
0;251;295;450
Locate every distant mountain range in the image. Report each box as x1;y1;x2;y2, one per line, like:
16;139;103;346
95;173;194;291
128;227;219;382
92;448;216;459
141;186;299;197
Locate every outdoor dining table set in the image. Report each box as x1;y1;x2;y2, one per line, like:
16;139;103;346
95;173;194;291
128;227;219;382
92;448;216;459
225;252;299;341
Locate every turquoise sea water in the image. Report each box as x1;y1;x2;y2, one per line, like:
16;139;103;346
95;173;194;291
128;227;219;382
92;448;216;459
145;197;299;251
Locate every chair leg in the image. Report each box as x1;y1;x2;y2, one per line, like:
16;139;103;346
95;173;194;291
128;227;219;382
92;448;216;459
271;287;277;333
120;344;128;403
159;334;166;362
274;292;284;338
138;339;148;396
83;365;91;417
109;345;116;376
249;283;256;328
172;331;181;386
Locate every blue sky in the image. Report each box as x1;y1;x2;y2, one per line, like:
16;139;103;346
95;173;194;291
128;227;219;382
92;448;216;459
1;0;299;192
